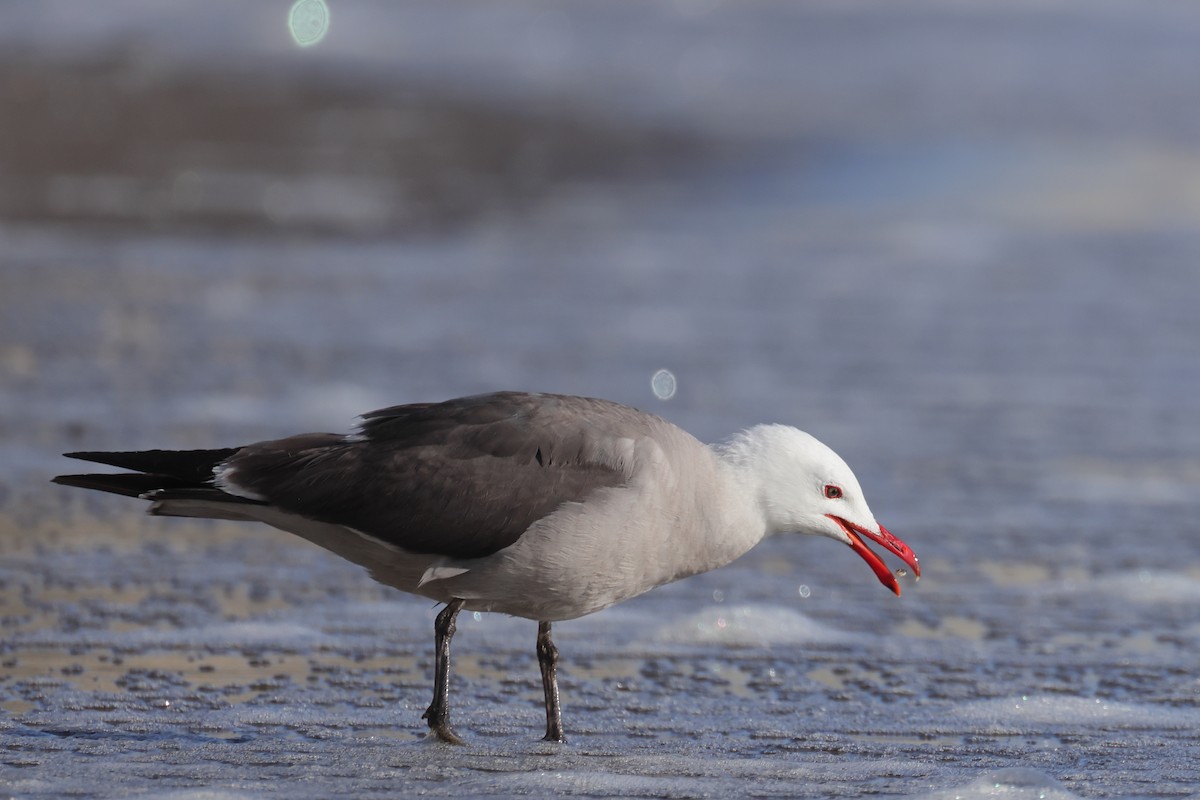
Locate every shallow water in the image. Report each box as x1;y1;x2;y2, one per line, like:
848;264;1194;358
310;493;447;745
3;2;1200;798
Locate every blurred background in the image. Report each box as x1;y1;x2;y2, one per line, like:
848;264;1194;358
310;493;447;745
2;2;1199;798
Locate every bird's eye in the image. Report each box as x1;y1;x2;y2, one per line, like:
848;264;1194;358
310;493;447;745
824;484;843;500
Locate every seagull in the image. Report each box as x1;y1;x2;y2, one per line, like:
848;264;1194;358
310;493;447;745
53;391;919;744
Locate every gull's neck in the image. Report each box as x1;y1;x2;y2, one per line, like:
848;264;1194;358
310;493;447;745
700;430;774;565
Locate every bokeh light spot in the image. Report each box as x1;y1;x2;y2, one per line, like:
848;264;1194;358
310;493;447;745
650;369;677;400
289;0;330;48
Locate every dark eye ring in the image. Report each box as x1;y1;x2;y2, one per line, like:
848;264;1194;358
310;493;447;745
824;484;843;500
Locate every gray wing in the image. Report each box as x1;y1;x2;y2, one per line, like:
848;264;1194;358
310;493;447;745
220;392;664;560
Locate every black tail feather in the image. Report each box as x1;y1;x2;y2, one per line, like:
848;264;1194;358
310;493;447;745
62;448;240;483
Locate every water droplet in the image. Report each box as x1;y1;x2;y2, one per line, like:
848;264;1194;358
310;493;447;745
288;0;330;48
712;589;725;603
650;369;677;400
895;568;908;578
797;585;811;598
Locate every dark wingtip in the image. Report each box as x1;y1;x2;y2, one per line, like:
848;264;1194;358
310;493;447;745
56;448;241;482
59;450;152;469
51;473;96;487
51;473;157;498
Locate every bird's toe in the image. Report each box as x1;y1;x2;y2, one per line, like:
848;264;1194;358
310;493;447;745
426;722;466;745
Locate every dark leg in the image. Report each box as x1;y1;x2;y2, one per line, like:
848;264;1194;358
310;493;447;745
537;620;566;743
422;598;466;744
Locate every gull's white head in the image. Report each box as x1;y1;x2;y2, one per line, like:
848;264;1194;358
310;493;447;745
721;424;920;595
